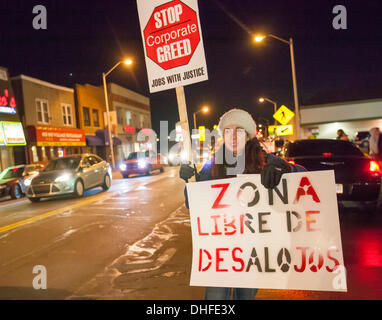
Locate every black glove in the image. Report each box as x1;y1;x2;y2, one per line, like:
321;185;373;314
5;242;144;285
261;162;291;189
179;164;195;182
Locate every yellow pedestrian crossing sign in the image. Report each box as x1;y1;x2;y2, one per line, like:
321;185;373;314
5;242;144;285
273;105;295;125
275;125;293;136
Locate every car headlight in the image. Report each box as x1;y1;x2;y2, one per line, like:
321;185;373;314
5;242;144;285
138;160;147;168
119;163;127;171
55;173;71;183
24;178;32;187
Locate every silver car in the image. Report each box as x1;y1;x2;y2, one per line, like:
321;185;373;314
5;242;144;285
25;154;112;202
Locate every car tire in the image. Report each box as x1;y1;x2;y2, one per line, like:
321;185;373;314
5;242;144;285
74;179;84;198
28;197;40;203
145;165;152;176
10;184;22;199
123;174;129;179
102;174;111;191
160;166;164;173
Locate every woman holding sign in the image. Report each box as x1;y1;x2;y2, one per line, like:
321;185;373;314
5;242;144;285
180;108;306;300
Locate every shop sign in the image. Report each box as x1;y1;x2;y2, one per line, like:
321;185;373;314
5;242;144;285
0;89;17;114
0;121;26;146
35;126;86;146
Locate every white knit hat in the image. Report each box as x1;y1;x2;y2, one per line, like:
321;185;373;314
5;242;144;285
218;108;257;138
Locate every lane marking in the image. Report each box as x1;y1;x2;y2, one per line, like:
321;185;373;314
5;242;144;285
0;168;180;234
0;192;109;234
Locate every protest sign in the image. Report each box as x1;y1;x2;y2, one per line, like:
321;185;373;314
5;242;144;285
136;0;208;93
186;170;347;291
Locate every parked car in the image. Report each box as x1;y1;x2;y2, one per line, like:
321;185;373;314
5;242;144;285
0;164;44;199
354;131;370;154
119;151;164;178
283;139;381;204
25;154;111;202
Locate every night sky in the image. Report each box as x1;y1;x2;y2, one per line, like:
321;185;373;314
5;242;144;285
0;0;381;133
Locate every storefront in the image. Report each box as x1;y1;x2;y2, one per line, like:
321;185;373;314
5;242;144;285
0;66;27;171
83;129;121;162
300;98;382;140
0;121;26;170
26;126;86;163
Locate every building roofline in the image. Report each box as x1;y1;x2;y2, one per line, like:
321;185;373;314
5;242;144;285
301;97;382;109
11;74;74;93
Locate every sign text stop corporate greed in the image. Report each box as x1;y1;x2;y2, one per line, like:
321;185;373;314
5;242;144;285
137;0;208;93
186;170;347;291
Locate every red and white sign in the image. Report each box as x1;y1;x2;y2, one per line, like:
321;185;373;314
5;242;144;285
186;171;347;292
32;126;86;147
137;0;208;93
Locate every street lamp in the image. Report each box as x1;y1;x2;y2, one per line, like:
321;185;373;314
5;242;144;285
254;34;300;138
258;97;277;125
193;106;209;130
102;58;133;169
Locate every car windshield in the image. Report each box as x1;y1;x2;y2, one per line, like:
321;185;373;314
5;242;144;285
0;167;24;180
43;157;81;172
287;140;364;157
127;151;151;160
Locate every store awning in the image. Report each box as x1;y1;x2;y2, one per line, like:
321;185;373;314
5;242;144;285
85;135;104;146
113;137;122;146
95;129;122;146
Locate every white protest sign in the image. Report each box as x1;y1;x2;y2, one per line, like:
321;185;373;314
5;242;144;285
136;0;208;93
186;170;347;292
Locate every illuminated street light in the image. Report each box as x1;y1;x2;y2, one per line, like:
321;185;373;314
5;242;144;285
124;58;133;66
102;58;133;168
193;106;209;129
253;33;300;138
254;35;265;42
258;97;278;125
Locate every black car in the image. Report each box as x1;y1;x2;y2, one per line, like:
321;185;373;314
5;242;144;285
354;131;370;154
0;164;44;199
283;139;381;203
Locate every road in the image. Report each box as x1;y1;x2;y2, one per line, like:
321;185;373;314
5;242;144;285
0;166;381;300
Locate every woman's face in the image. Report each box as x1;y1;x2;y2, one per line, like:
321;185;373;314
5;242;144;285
224;125;247;154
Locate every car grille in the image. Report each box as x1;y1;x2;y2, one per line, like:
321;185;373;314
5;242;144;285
32;185;51;194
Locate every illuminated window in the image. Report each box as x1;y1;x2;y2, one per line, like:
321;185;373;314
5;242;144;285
139;114;144;128
125;110;131;125
36;99;50;124
116;107;123;125
83;107;90;126
92;109;99;127
62;104;73;126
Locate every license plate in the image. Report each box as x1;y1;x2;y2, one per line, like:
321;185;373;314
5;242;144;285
336;184;343;194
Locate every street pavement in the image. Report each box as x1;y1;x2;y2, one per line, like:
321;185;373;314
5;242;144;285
0;166;381;299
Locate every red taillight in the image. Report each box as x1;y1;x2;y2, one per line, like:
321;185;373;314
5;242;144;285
370;161;381;175
322;152;332;157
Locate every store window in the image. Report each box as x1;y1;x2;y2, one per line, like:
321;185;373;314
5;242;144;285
125;110;131;125
92;109;100;127
62;104;73;126
36;99;50;124
116;107;123;125
31;146;38;163
83;106;90;126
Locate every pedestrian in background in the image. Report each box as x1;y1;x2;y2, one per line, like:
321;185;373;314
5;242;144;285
179;108;306;300
369;127;382;162
336;129;349;141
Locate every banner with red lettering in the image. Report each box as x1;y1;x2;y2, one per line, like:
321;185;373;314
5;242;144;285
137;0;208;93
186;170;347;291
